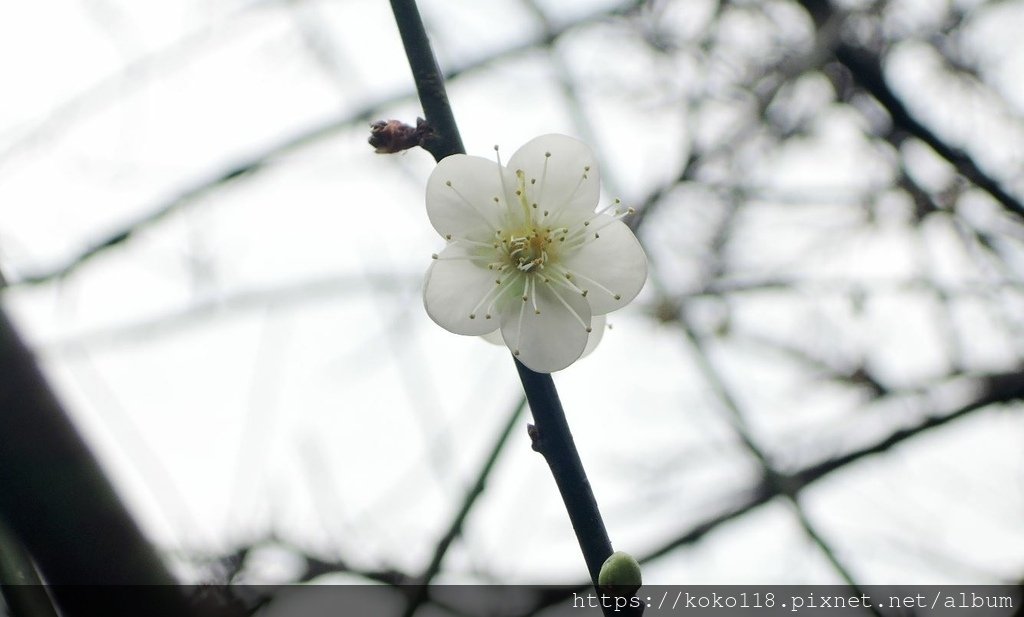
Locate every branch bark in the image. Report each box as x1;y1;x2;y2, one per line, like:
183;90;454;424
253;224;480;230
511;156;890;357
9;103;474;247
0;308;201;616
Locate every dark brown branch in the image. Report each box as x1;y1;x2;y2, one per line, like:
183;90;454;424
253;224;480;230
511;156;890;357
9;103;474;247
515;360;615;585
0;518;60;617
0;308;206;617
388;0;464;160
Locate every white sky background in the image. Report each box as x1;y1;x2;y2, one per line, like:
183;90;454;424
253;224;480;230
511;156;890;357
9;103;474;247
1;0;1024;587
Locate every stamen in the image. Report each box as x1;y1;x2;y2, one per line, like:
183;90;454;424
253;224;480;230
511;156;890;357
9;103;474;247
563;165;590;206
445;181;494;228
563;208;634;247
545;280;590;331
432;252;485;263
456;237;498;249
537;151;551;206
563;269;621;300
530;277;540;314
482;271;521;319
573;199;631;234
515;169;532;224
546;264;587;296
469;269;517;318
514;285;527;356
495;145;513;209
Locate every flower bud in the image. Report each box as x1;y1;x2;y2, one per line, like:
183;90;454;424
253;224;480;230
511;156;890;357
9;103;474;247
598;550;642;594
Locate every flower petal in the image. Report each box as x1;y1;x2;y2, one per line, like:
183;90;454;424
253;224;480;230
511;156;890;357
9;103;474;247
562;216;647;315
499;279;592;372
507;134;600;218
423;243;505;336
480;328;505;346
581;315;606;358
483;313;605;359
426;154;517;239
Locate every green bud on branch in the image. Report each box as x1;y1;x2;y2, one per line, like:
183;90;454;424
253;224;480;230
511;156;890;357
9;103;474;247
598;550;642;595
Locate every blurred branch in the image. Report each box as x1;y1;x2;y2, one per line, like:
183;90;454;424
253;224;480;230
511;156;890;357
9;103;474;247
519;0;623;197
835;42;1024;219
643;368;1024;564
0;4;255;166
629;7;842;232
0;308;201;616
794;370;1024;484
796;0;1024;220
38;271;419;352
196;370;1023;604
0;518;60;617
5;0;643;290
403;396;527;613
676;313;875;598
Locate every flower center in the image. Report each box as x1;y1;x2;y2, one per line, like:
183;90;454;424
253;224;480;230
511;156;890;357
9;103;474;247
507;229;554;272
430;152;638;332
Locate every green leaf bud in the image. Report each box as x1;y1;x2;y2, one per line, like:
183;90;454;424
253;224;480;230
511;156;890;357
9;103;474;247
598;550;642;593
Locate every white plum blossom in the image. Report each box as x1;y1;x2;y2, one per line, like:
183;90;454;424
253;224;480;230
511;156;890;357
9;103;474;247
423;134;647;372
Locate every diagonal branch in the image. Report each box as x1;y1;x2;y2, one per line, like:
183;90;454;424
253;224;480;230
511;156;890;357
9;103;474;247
834;42;1024;219
402;396;527;616
794;0;1024;220
677;314;876;599
643;368;1024;564
0;307;217;617
5;0;643;291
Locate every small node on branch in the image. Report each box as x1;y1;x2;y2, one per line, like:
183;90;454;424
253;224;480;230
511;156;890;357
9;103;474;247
598;551;644;615
368;118;434;154
526;423;541;452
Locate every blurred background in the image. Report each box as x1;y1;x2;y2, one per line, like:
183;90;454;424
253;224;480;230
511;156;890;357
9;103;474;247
1;0;1023;588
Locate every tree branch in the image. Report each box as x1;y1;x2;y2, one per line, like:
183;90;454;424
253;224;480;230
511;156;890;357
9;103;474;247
387;0;616;601
6;0;642;290
0;308;205;617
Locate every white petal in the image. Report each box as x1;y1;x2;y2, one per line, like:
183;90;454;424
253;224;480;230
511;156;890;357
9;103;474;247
480;328;504;346
423;243;505;336
581;315;606;358
483;312;604;359
562;216;647;315
499;278;592;373
426;154;517;238
507;134;600;218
